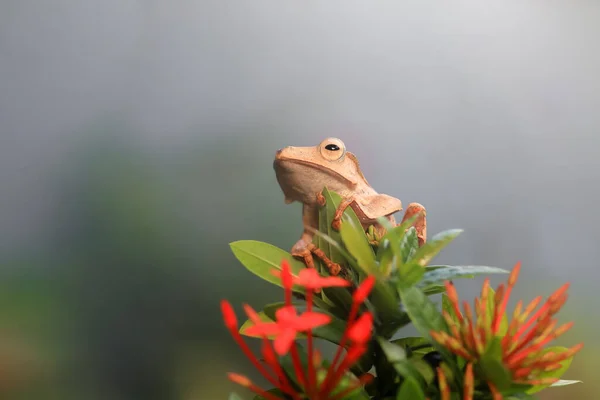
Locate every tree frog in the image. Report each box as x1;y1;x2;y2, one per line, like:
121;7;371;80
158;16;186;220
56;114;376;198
273;137;426;275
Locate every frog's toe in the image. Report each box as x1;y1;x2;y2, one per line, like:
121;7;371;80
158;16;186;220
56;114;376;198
316;192;326;207
331;218;342;231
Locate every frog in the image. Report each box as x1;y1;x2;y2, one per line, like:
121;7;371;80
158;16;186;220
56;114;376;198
273;137;427;276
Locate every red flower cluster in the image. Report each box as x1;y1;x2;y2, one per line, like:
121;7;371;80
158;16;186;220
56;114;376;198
221;261;376;400
431;262;583;396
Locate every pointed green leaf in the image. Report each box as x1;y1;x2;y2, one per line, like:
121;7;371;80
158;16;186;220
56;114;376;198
400;227;419;264
391;337;435;358
526;346;578;394
396;262;426;289
418;265;509;287
375;214;419;275
322;188;349;266
398;286;447;340
339;213;377;275
310;228;361;274
396;285;463;379
321;285;354;317
549;379;582;387
410;229;463;267
311;187;347;275
376;337;425;385
230;240;306;292
396;376;426;400
422;284;446;296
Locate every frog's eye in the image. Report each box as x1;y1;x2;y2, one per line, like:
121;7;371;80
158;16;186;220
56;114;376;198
319;138;346;161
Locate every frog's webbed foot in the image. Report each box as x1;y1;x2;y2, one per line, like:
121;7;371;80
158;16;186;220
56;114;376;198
331;197;355;231
400;202;427;246
306;243;341;276
291;239;316;269
291;239;342;276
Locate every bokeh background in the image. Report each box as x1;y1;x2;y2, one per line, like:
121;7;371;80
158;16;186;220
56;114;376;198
1;1;599;399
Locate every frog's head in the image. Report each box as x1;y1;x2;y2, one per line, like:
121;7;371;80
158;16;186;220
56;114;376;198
273;137;369;204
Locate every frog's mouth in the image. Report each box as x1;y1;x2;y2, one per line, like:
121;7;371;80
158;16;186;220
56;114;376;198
273;157;355;187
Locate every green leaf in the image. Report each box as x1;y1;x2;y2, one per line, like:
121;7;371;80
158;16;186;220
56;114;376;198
229;393;244;400
549;379;582;387
339;212;377;275
391;337;435;358
410;229;463;267
376;337;425;385
321;285;354;316
526;346;578;394
400;227;419;264
230;240;306;292
396;376;426;400
397;286;447;340
375;214;419;276
321;188;349;267
396;262;426;289
397;285;462;380
418;265;509;287
310;229;361;275
478;337;512;390
376;237;396;277
422;284;446;296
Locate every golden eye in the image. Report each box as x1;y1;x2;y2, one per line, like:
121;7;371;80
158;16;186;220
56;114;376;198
319;137;346;161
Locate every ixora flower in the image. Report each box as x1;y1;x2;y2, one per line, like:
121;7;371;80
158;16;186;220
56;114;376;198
430;261;583;397
221;260;376;400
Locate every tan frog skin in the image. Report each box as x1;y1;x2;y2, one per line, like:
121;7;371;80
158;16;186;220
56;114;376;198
273;137;426;276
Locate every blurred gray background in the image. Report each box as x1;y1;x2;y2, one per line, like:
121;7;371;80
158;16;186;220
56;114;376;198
1;1;599;399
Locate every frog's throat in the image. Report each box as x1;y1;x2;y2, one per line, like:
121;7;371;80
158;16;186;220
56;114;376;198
276;158;358;188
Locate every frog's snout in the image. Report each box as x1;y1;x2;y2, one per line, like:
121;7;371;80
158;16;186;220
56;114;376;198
275;146;290;159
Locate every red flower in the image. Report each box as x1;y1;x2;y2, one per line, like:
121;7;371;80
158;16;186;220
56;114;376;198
272;262;351;293
222;259;376;400
245;305;331;355
430;261;583;390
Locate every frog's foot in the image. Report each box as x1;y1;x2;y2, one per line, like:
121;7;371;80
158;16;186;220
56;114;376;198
292;238;317;269
306;243;342;276
291;246;316;270
316;192;326;207
400;202;427;246
332;198;355;231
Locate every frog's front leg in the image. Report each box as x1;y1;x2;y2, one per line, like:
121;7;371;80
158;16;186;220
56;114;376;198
331;197;356;230
400;202;427;246
291;204;342;276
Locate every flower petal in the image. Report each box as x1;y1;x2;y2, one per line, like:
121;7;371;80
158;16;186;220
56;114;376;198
273;328;297;355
